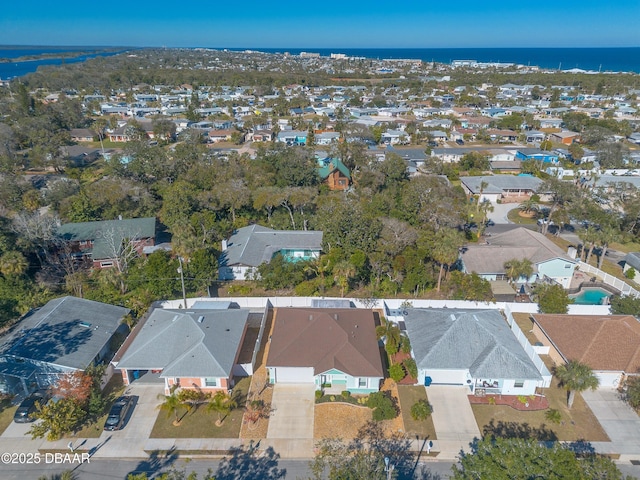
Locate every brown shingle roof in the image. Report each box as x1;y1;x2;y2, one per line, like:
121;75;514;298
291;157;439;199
266;308;384;377
532;314;640;372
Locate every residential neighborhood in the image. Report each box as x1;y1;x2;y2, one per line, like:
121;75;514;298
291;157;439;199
1;47;640;479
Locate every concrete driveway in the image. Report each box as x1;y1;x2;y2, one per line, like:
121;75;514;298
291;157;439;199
487;202;517;224
267;384;315;439
427;385;480;457
582;389;640;458
94;383;164;457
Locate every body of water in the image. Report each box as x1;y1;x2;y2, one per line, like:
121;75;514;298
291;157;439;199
0;47;128;80
245;47;640;73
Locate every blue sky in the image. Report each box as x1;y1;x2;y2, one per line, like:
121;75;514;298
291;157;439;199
1;0;639;48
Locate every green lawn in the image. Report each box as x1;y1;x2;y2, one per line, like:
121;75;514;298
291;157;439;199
150;377;250;439
396;386;437;440
471;356;609;442
506;208;538;225
0;402;17;436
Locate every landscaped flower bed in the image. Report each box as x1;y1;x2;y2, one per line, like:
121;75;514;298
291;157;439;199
469;394;549;411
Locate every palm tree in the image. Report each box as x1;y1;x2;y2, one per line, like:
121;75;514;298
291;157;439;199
503;258;534;284
432;228;464;292
0;251;28;277
333;260;356;298
578;226;598;263
596;225;620;269
518;198;539;215
554;360;599;409
207;391;238;427
157;390;187;426
375;316;402;355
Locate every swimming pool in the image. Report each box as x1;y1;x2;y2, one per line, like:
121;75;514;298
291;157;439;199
570;288;611;305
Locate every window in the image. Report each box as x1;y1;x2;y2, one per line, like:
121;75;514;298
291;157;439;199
204;378;217;387
100;261;113;268
358;378;367;388
514;381;524;388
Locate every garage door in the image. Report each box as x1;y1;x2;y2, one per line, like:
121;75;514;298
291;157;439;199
274;367;314;383
424;368;468;385
596;371;622;389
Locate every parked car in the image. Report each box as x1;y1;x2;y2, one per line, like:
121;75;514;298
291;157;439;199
455;139;465;145
14;391;49;423
104;396;134;431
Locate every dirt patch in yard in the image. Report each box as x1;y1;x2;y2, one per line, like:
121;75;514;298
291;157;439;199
469;394;549;411
315;402;373;439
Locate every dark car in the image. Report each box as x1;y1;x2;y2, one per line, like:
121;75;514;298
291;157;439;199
104;396;134;431
14;391;48;423
455;139;465;145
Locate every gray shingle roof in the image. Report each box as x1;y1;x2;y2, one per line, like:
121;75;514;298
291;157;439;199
117;309;248;378
461;175;543;194
0;296;130;370
625;252;640;271
220;225;323;267
461;227;574;275
404;309;541;381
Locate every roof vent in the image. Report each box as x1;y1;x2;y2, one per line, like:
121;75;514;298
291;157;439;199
334;314;339;321
473;315;479;322
197;316;204;323
309;315;313;321
79;321;91;328
450;314;456;321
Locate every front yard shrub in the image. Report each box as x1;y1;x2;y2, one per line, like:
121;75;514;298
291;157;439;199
400;336;412;354
315;390;323;400
341;391;350;398
624;376;640;409
625;268;636;280
367;392;397;421
388;363;405;382
403;358;418;379
410;399;432;421
545;408;562;424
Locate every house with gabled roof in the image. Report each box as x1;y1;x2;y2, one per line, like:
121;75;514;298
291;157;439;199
218;225;323;281
461;227;577;287
56;217;156;269
115;308;250;394
317;157;351;191
403;309;544;395
0;296;130;396
266;308;384;393
531;314;640;389
460;175;543;203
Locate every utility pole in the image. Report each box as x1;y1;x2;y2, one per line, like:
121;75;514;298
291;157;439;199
177;256;187;309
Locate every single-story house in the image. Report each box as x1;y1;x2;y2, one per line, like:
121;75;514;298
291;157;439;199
623;252;640;279
218;225;323;281
460;175;543;203
532;314;640;389
550;131;580;145
277;130;307;145
116;308;251;394
525;131;546;143
381;130;408;145
56;217;156;269
404;309;544;395
70;128;96;142
0;297;130;396
460;227;578;287
266;308;384;393
317;157;351;191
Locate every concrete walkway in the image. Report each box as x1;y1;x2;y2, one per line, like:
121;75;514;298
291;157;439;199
427;386;480;459
267;384;315;440
583;389;640;461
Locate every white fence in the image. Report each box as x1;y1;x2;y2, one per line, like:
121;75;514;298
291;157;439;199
578;261;640;298
504;305;552;388
161;296;610;315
